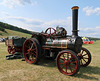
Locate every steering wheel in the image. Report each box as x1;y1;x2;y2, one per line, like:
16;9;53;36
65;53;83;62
45;27;56;36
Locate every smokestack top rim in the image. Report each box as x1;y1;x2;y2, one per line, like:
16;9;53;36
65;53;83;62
72;6;79;10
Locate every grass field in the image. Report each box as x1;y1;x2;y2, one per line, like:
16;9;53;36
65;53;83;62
0;41;100;81
0;29;31;38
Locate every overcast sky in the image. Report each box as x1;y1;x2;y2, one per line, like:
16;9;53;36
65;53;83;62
0;0;100;38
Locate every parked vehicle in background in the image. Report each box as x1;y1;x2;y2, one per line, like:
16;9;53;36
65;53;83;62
0;38;5;42
82;37;94;44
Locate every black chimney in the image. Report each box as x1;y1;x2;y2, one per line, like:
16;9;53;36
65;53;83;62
72;6;79;36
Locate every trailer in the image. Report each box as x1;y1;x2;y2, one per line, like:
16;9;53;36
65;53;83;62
5;36;26;59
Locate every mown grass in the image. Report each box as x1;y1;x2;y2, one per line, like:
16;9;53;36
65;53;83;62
0;29;31;38
0;41;100;81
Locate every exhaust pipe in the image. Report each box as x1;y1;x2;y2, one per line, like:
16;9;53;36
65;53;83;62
72;6;79;36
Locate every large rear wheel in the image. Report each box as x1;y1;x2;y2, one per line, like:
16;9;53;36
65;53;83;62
56;50;80;76
23;38;41;64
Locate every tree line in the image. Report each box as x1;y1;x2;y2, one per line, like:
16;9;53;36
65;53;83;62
0;21;32;34
0;26;5;32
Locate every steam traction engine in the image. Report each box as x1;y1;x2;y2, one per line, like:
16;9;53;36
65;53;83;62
23;6;91;76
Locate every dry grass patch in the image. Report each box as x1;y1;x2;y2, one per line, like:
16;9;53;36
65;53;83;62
0;41;100;81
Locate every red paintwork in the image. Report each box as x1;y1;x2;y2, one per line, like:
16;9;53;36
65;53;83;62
83;41;94;44
23;39;37;64
45;27;56;36
89;41;94;44
8;46;22;54
56;51;78;76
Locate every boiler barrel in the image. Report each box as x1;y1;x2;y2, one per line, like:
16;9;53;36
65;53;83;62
44;36;82;53
45;39;68;48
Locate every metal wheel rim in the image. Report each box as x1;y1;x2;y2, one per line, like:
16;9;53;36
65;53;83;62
23;39;37;64
57;51;78;76
8;46;15;54
79;48;91;66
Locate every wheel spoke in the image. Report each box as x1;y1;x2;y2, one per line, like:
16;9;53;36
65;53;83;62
32;52;36;56
82;54;88;56
30;43;34;49
70;65;76;69
69;56;73;61
28;40;32;47
33;50;36;54
70;61;77;64
59;62;65;64
31;48;36;51
82;50;84;54
61;64;66;69
66;66;67;72
83;58;87;63
25;45;29;48
50;28;51;34
31;48;36;54
63;54;65;61
83;57;89;59
80;60;83;65
69;65;73;73
67;53;69;59
27;45;31;49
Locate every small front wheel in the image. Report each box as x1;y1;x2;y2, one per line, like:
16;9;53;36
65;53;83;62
56;50;80;76
78;47;91;67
